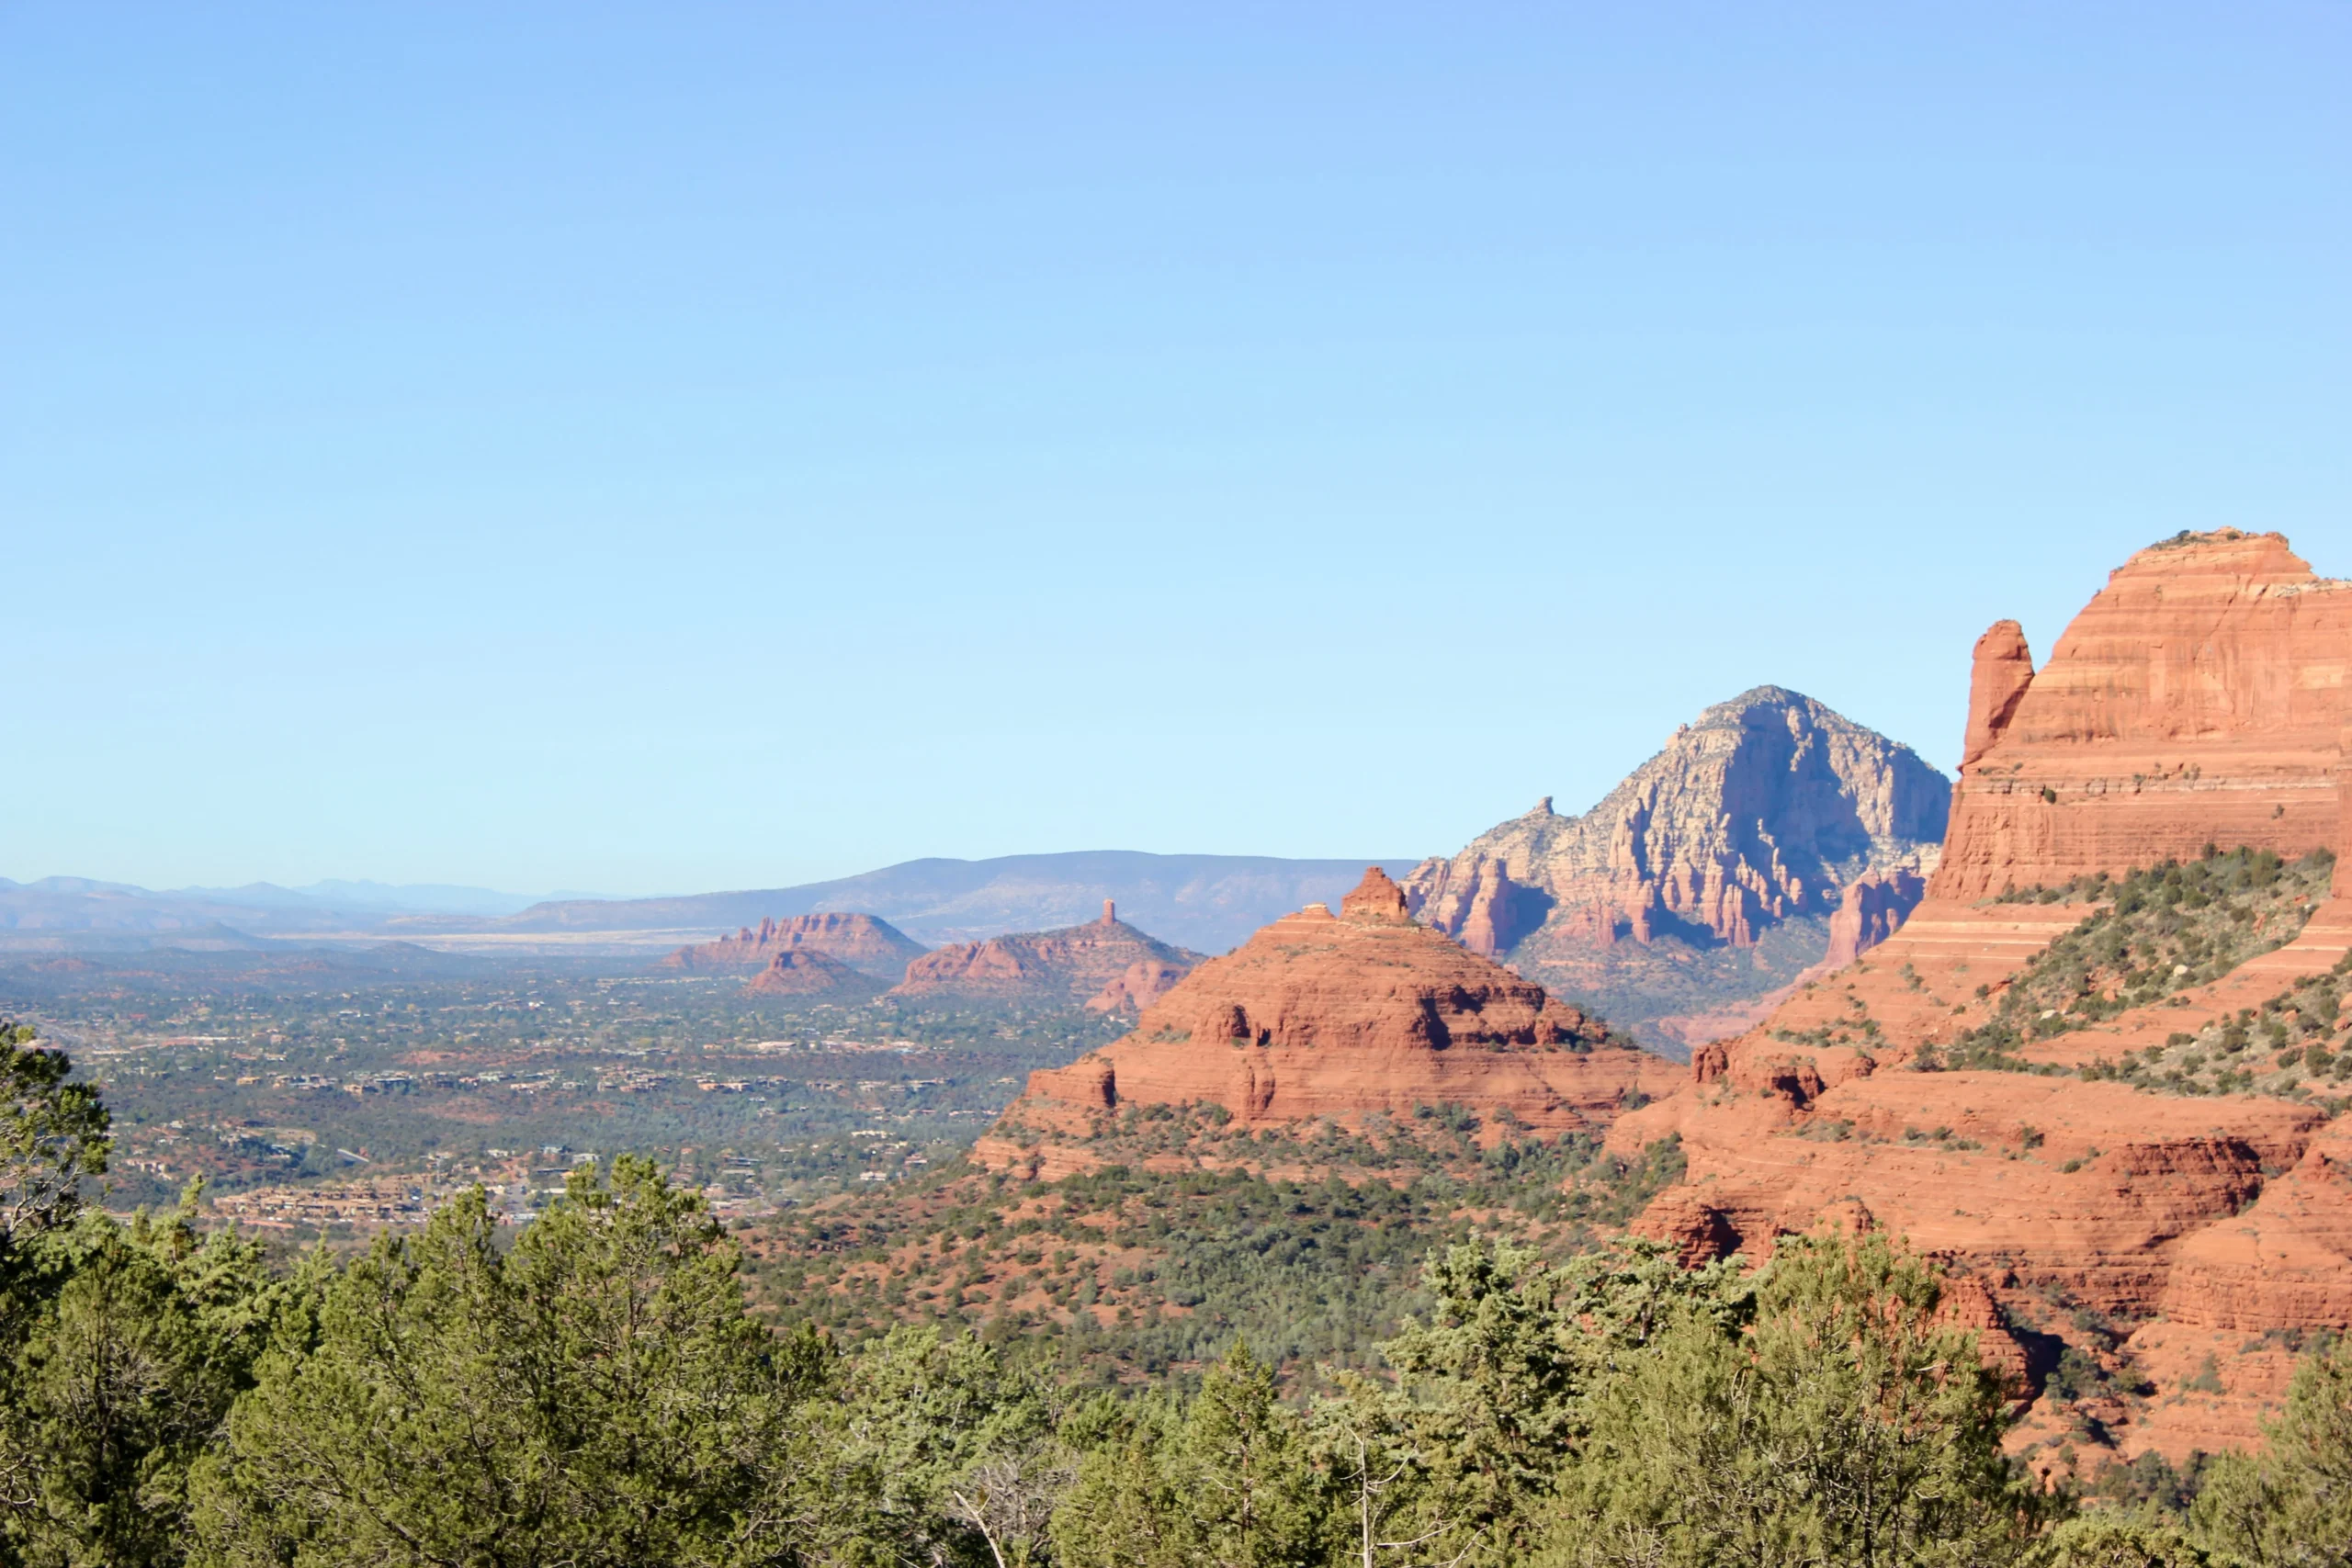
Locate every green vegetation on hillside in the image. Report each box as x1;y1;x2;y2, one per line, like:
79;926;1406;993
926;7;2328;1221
2079;956;2352;1105
1937;847;2336;1077
752;1115;1686;1383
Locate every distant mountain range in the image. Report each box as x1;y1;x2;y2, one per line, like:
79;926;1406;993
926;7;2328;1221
413;853;1418;954
178;879;606;917
0;876;594;951
0;856;1414;957
3;697;1947;1014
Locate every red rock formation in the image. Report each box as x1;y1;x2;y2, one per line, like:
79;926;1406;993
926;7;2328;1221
1933;531;2352;902
1086;959;1191;1015
1404;689;1948;1047
1961;620;2036;773
975;869;1683;1177
744;947;882;998
1454;858;1544;957
1616;1069;2323;1319
1823;867;1928;970
890;906;1202;1011
1646;867;1932;1052
1612;529;2352;1462
1407;688;1948;953
1341;867;1410;923
662;912;926;979
2158;1117;2352;1333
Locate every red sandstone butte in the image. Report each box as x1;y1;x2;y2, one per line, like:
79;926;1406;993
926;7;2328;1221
743;947;882;998
1612;530;2352;1465
889;901;1202;1012
974;869;1682;1179
1934;530;2352;903
662;912;927;980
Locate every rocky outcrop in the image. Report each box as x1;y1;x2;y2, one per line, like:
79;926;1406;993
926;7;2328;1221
1407;688;1948;955
1961;620;2036;772
1616;1069;2323;1318
2157;1117;2352;1333
1611;530;2352;1464
1933;531;2352;903
1085;959;1192;1015
975;870;1683;1176
1823;868;1928;970
662;912;926;980
1645;866;1932;1052
744;947;883;998
889;902;1203;1012
1402;688;1947;1049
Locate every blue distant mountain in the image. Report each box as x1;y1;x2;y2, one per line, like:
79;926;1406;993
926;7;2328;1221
0;875;591;945
175;880;600;918
479;852;1418;953
0;856;1411;955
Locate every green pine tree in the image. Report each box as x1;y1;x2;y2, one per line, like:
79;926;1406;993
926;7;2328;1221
188;1156;824;1568
2191;1336;2352;1566
1054;1340;1321;1568
0;1185;273;1568
1549;1230;2052;1567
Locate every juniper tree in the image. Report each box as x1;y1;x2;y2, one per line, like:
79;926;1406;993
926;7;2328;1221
189;1157;825;1568
0;1020;109;1260
807;1325;1064;1568
1053;1340;1320;1568
1548;1231;2050;1568
2191;1335;2352;1566
0;1187;273;1568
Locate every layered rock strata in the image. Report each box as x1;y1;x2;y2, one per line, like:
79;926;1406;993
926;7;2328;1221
1405;688;1948;1048
1933;530;2352;902
889;901;1203;1013
1406;687;1948;955
1611;530;2352;1465
976;870;1682;1179
662;912;926;980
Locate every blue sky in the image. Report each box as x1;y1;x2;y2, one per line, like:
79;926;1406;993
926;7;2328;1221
6;3;2346;897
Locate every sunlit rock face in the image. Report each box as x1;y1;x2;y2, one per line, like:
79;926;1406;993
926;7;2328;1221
976;869;1682;1179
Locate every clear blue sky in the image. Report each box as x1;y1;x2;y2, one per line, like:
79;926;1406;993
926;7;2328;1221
6;4;2346;897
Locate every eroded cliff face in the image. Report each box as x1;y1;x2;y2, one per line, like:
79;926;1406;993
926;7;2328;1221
662;912;927;980
888;902;1203;1012
1408;687;1948;956
1934;530;2352;902
1403;687;1948;1049
975;869;1682;1178
1824;868;1928;969
1611;530;2352;1470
